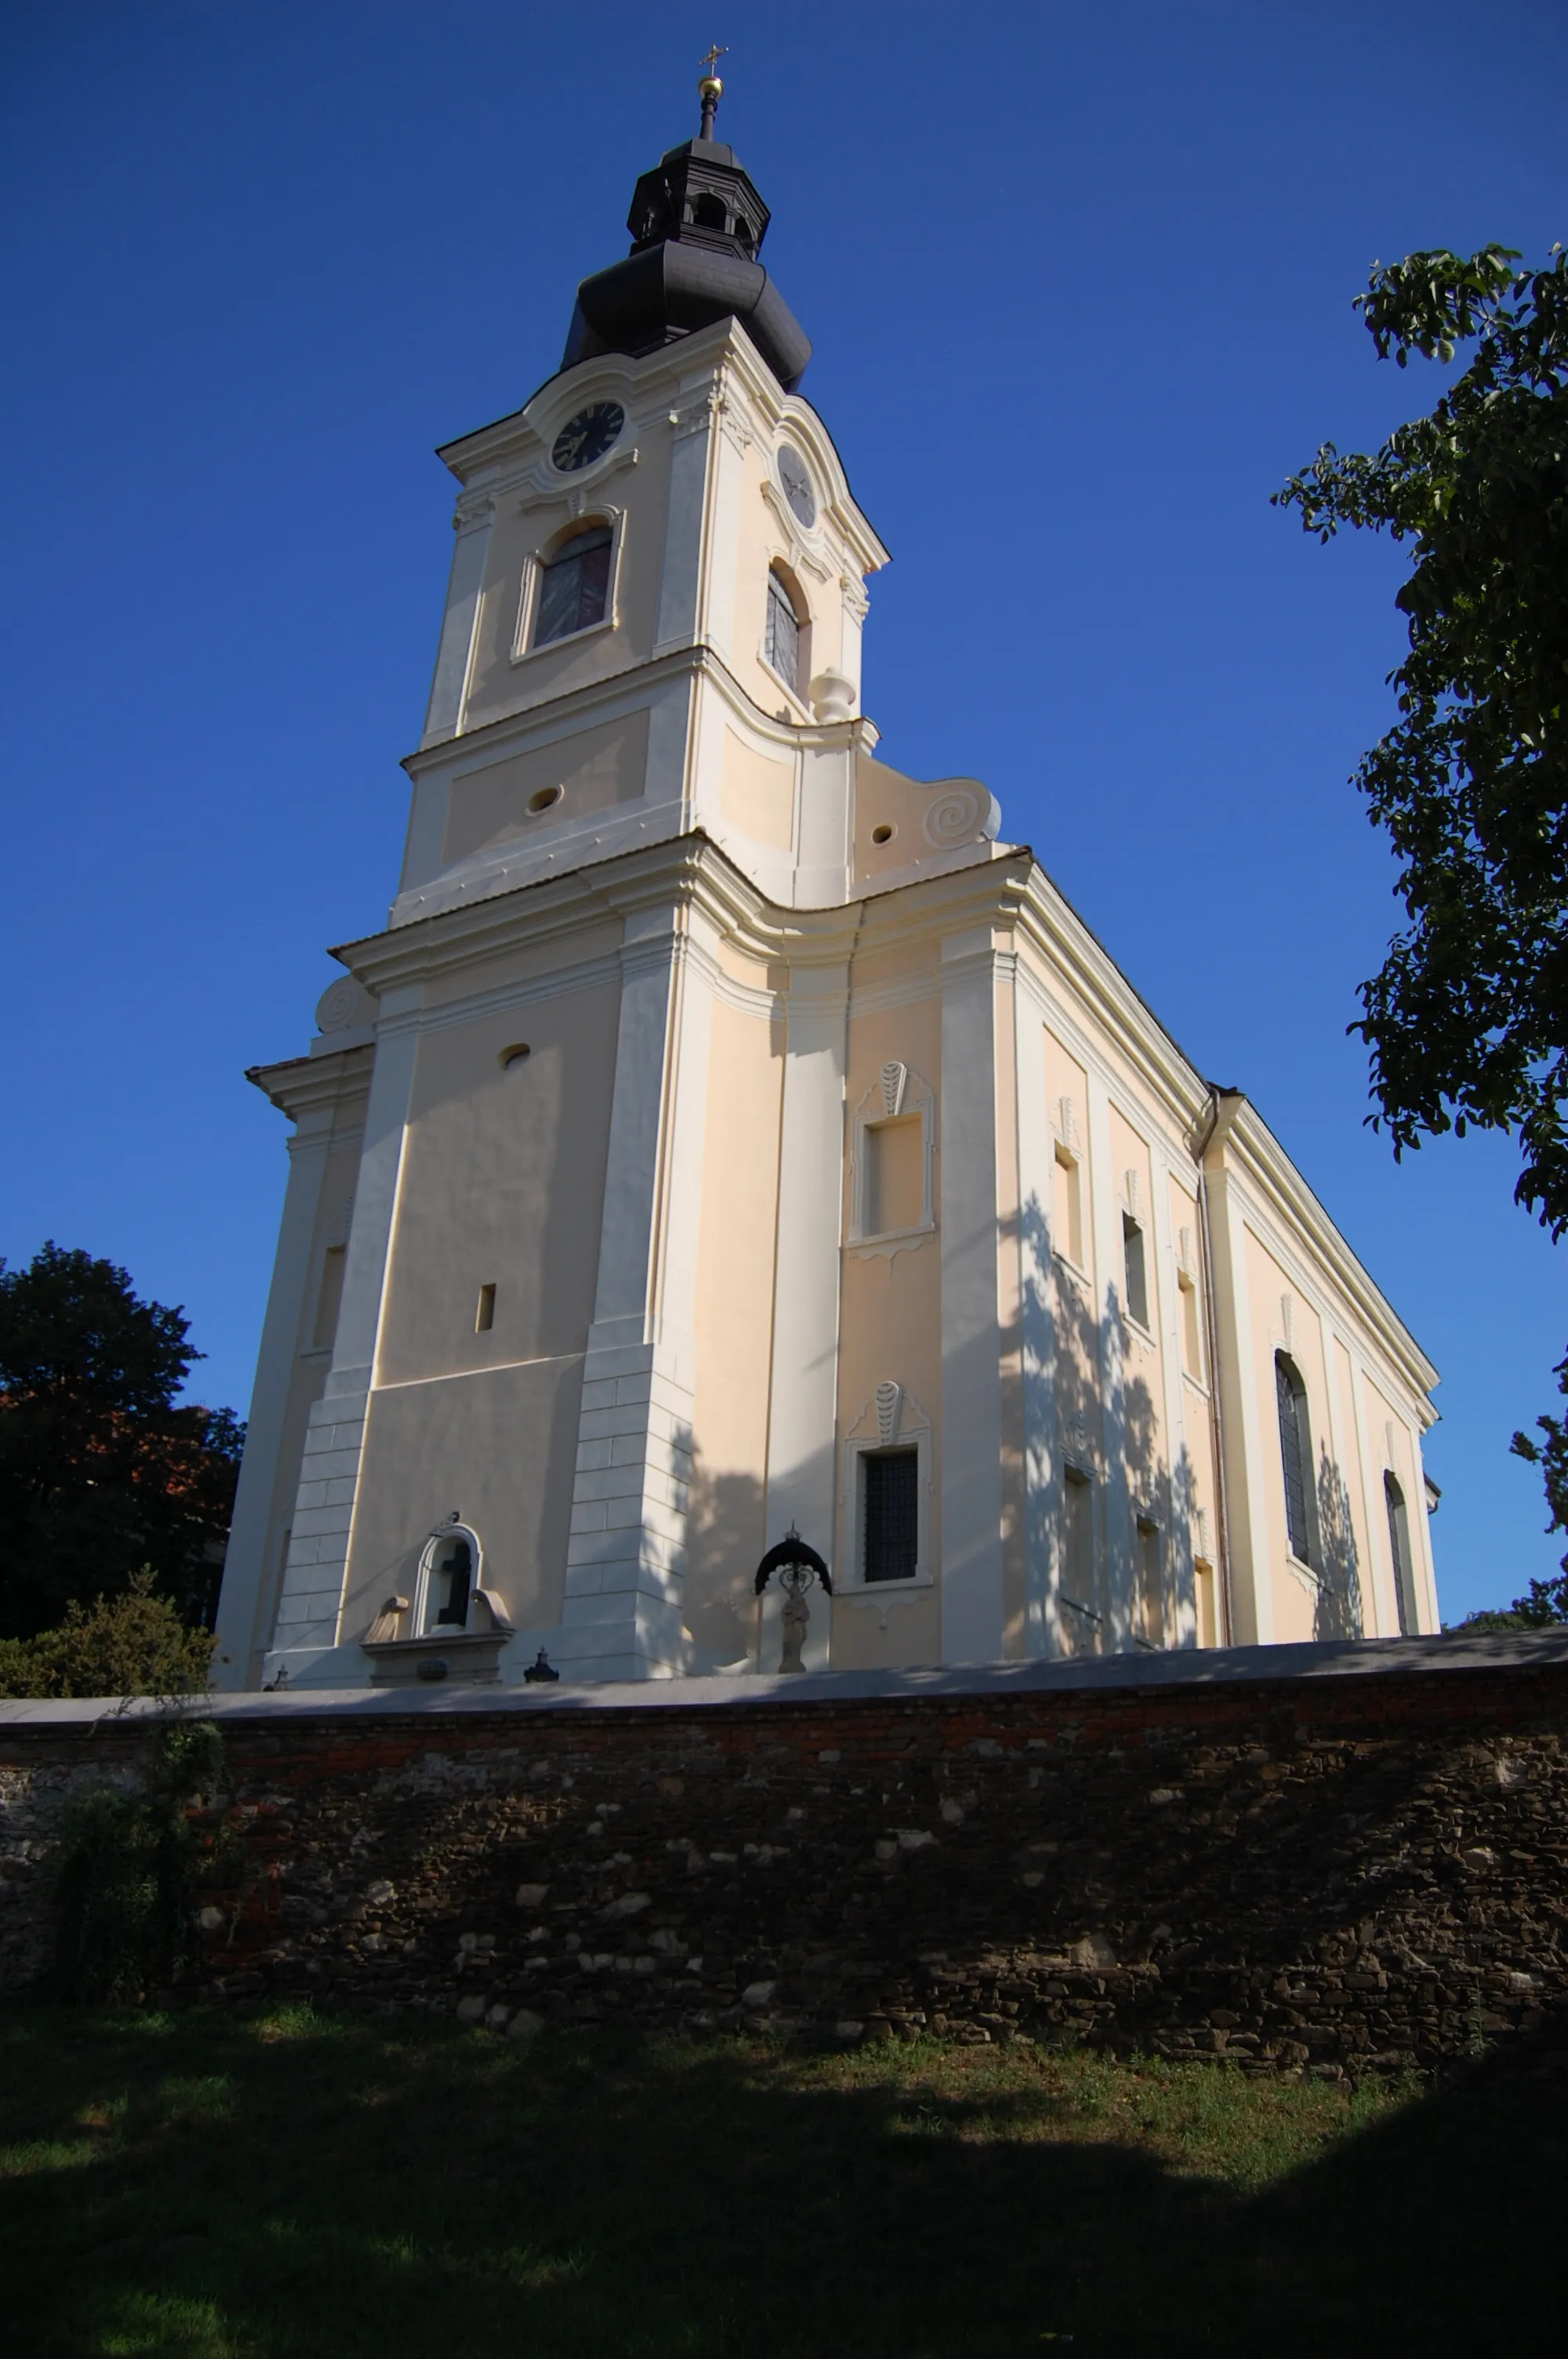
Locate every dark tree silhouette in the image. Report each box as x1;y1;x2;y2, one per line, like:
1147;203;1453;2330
0;1242;243;1639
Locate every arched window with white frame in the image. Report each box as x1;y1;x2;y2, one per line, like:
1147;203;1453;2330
417;1520;483;1635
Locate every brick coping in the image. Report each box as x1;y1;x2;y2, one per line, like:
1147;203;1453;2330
3;1627;1566;1732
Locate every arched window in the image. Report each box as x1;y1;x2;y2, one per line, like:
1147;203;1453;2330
1275;1352;1313;1566
417;1521;482;1634
534;522;613;648
764;565;804;696
1385;1471;1417;1635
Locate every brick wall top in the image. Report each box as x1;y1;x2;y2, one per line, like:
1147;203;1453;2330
3;1629;1567;1758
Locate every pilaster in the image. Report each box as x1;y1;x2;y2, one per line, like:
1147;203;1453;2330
760;961;849;1674
558;903;714;1679
938;929;1007;1663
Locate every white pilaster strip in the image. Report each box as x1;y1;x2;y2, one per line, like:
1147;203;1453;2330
559;904;712;1679
1205;1172;1276;1645
1084;1069;1134;1650
267;995;421;1664
421;507;493;745
1149;1141;1197;1645
1011;979;1060;1658
938;930;1006;1663
760;962;849;1674
213;1119;332;1688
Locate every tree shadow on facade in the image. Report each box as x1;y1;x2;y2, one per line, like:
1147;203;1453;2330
5;2003;1563;2359
1313;1447;1364;1642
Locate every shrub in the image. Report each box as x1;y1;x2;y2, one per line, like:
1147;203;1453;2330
0;1569;214;1699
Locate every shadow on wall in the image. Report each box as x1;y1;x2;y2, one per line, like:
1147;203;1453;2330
6;2001;1563;2357
682;1441;768;1667
1315;1446;1365;1643
1017;1189;1195;1660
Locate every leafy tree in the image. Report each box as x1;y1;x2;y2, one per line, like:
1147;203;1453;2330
1276;245;1568;1603
0;1243;243;1641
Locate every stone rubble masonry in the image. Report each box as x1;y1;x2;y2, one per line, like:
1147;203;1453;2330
4;1632;1568;2081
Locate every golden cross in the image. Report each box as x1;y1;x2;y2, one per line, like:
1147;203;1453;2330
699;43;728;75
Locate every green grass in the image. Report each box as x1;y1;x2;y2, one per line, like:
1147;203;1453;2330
0;2004;1561;2357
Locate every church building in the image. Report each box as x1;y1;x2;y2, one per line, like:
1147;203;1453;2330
213;75;1441;1693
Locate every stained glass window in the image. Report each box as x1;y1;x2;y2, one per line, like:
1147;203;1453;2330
865;1448;919;1583
764;569;800;693
535;524;612;647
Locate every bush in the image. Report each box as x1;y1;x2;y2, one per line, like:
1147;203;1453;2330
53;1717;229;2002
0;1569;213;1699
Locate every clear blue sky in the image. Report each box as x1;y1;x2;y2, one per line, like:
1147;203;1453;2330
3;0;1564;1623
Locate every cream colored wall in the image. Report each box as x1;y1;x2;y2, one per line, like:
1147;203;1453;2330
728;431;848;721
463;458;670;735
374;980;620;1387
342;1357;583;1641
719;726;796;850
442;712;651;866
683;993;786;1666
829;987;944;1668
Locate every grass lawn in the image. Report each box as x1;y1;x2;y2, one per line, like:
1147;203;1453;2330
0;2005;1562;2357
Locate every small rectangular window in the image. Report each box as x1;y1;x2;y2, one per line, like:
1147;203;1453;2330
863;1448;919;1582
475;1282;496;1333
1136;1516;1164;1647
1053;1143;1083;1269
312;1245;346;1350
1122;1214;1149;1329
865;1117;922;1234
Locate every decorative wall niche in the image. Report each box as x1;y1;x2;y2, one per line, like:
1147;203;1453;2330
847;1062;935;1263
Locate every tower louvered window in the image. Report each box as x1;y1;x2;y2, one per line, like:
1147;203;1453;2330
1275;1353;1312;1565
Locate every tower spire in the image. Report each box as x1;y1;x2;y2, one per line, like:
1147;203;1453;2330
697;45;728;140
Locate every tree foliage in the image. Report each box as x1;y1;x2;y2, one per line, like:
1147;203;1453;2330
0;1243;244;1640
0;1569;216;1699
1276;245;1568;1578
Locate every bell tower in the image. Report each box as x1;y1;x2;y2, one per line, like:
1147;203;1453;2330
214;72;1009;1693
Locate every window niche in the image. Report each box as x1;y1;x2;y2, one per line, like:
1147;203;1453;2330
514;511;623;660
848;1063;935;1259
839;1383;933;1597
1177;1227;1205;1382
360;1517;515;1687
1120;1169;1152;1332
1058;1463;1102;1655
1051;1096;1086;1273
1134;1514;1166;1648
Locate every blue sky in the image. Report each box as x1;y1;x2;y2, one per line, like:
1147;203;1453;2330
3;0;1564;1623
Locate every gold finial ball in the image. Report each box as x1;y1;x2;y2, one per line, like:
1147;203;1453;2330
699;72;724;101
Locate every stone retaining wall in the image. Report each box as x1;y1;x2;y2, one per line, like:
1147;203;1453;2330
4;1638;1568;2077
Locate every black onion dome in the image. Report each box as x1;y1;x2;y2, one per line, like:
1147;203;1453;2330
563;113;811;391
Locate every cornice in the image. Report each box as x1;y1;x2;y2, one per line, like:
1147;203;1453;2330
404;639;877;785
247;1043;375;1125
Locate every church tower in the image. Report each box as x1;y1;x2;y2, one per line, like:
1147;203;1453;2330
214;73;1441;1691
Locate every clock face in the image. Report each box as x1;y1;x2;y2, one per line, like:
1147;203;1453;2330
778;445;816;529
551;401;625;473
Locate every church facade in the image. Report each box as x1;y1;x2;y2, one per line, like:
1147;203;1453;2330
212;84;1440;1693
